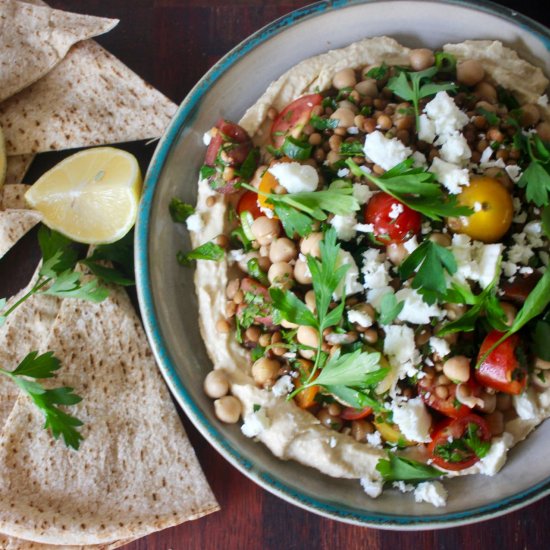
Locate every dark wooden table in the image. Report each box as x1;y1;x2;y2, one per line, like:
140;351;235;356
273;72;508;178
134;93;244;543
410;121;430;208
4;1;550;549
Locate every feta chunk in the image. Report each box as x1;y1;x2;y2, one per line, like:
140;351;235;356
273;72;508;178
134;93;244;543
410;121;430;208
418;114;436;144
537;94;549;107
412;150;428;167
366;431;383;448
395;288;442;324
392;397;432;443
362;249;391;290
202;130;212;146
352;183;374;205
389;202;404;220
477;433;513;475
241;407;271;438
347;308;373;328
506;164;522;183
360;476;383;498
479;146;493;164
513;390;539;420
185;213;203;232
333;251;363;300
393;481;415;493
424;91;469;136
429;337;450;358
268;161;319;193
363;131;412;170
337;167;350;178
439;132;472;165
271;375;294;397
414;481;448;507
429;157;469;194
330;214;357;241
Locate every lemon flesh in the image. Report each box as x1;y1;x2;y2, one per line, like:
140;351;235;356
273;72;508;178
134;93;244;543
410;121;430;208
25;147;142;244
0;125;6;188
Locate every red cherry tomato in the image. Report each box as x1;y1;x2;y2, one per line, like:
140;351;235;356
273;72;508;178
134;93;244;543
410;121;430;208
237;191;263;219
271;94;323;147
418;379;473;419
237;277;272;326
364;192;421;245
205;119;252;166
428;414;491;471
340;406;373;421
475;331;526;395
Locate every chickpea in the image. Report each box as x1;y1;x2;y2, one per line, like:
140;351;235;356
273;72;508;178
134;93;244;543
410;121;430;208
226;278;240;300
355;79;378;97
409;48;435;71
338;99;359;113
536;121;550;142
363;328;378;344
251;357;280;387
415;328;432;347
294;259;313;285
300;232;323;258
474;81;497;102
386;243;408;265
351;419;374;442
216;319;231;333
444;303;466;321
328;134;343;152
326;150;342;165
268;261;293;288
496;393;512;411
214;395;242;423
309;132;322;146
443;356;471;382
520;104;541;127
305;289;317;313
251;216;281;246
317;408;340;430
535;357;550;370
457;59;485;86
281;318;298;329
377;114;392;130
269;237;297;263
435;385;449;399
533;370;550;389
499;301;517;327
333;68;357;90
297;326;319;359
486;411;504;436
331;107;356;128
245;326;261;343
204;370;230;399
429;232;452;247
478;391;497;414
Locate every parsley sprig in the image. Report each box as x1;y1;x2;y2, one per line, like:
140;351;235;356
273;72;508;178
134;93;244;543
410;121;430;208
346;158;473;221
399;240;457;305
387;67;457;129
516;133;550;207
242;181;360;238
376;454;444;482
0;352;83;449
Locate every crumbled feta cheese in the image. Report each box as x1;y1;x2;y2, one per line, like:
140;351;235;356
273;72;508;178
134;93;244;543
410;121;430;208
477;434;513;475
395;288;442;324
439;132;472;165
506;164;522;183
480;158;506;170
389;202;404;220
228;248;246;264
412;151;428;167
329;436;338;448
354;222;375;233
360;476;383;498
383;324;421;386
513;390;539;420
241;407;271;438
392;397;432;443
537;94;549;107
393;481;415;493
362;249;391;289
480;146;493;164
366;431;383;449
268;161;319;193
429;337;450;358
202;130;212;146
403;235;419;253
348;308;373;328
424;91;469;137
185;213;203;232
363;131;412;170
333;251;363;300
337;167;350;178
507;223;545;265
512;197;527;223
418;114;436;144
421;222;432;235
519;266;533;275
352;183;373;205
347;126;360;135
414;481;448;507
501;261;518;278
330;214;357;241
451;234;503;288
367;286;394;312
271;375;294;397
429;157;469;194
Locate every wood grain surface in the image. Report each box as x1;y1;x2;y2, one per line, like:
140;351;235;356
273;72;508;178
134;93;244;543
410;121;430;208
2;1;550;549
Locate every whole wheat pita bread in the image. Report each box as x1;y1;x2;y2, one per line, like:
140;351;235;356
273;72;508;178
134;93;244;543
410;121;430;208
0;286;218;545
0;208;41;258
0;183;30;209
0;0;118;104
0;38;178;155
4;155;34;185
0;533;134;549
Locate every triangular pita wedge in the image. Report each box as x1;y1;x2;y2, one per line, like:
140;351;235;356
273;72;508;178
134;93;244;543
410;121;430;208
4;155;35;185
0;286;219;545
0;0;118;104
0;38;178;155
0;209;41;258
0;264;61;428
0;183;30;209
0;533;134;549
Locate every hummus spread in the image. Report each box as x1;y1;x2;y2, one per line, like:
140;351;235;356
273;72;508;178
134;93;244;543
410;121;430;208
189;37;550;497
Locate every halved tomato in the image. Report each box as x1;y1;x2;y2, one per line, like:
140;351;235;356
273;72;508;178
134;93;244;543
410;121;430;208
428;414;491;471
340;406;373;421
271;94;323;148
418;377;480;419
293;359;320;409
237;191;263;219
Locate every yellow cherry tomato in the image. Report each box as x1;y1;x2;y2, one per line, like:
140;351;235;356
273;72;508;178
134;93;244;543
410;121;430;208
455;176;513;243
373;419;414;447
257;157;293;211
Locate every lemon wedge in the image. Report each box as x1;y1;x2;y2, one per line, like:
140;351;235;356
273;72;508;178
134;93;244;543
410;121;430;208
25;147;142;244
0;125;6;188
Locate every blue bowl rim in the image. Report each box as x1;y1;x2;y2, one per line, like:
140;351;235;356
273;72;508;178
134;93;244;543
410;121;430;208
135;0;550;529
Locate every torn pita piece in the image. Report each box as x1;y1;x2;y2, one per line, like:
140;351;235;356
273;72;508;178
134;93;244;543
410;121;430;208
4;154;35;185
0;208;41;258
0;0;118;104
0;286;219;545
0;39;178;155
0;183;30;209
0;533;135;549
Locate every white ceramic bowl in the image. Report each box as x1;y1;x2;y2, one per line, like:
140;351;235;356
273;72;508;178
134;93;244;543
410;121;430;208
136;0;550;529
